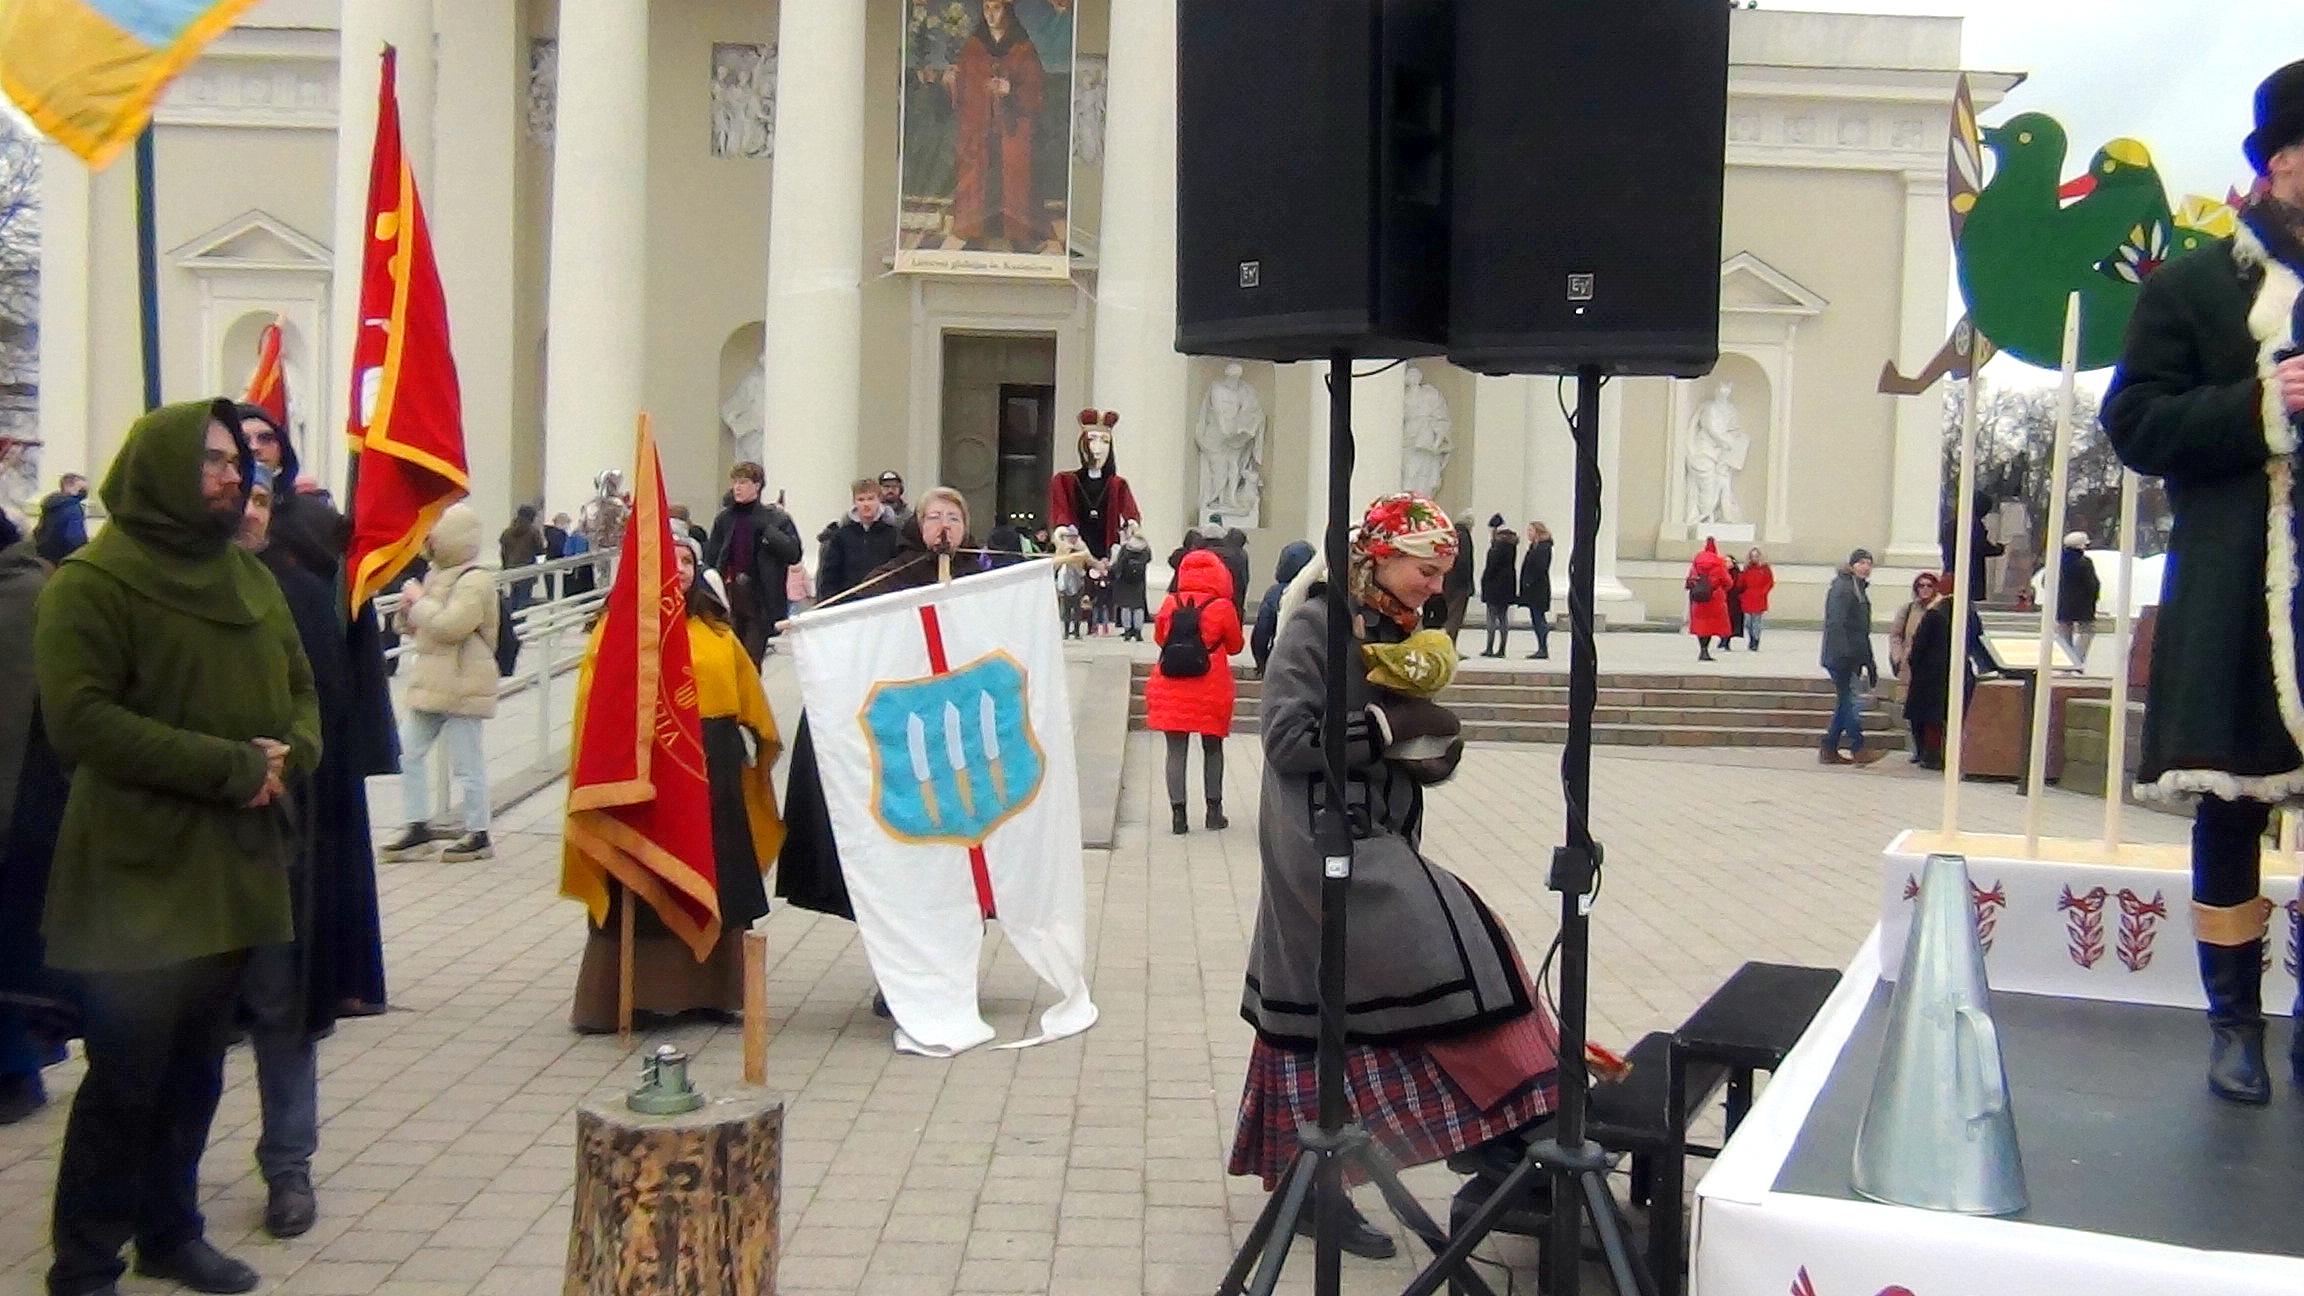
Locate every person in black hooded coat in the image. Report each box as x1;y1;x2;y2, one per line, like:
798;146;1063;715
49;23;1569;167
233;404;396;1019
0;518;75;1124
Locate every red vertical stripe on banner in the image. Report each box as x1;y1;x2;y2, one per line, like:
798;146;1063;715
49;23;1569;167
917;605;995;919
918;605;952;671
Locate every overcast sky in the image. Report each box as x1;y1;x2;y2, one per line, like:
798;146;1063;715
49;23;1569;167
1771;0;2291;382
1776;0;2280;209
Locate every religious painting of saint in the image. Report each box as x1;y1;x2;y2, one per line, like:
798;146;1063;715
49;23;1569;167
897;0;1075;279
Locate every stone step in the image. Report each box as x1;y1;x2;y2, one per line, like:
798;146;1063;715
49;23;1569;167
1132;700;1895;729
1129;715;1902;746
1126;660;1888;748
1128;661;1842;695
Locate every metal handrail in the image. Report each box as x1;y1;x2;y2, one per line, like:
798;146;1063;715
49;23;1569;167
381;550;615;819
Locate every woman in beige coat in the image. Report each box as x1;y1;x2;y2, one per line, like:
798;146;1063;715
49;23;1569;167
381;503;501;862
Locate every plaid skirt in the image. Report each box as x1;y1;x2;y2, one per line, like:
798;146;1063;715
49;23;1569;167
1227;1036;1558;1188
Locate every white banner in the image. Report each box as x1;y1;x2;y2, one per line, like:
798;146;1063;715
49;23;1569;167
786;559;1097;1055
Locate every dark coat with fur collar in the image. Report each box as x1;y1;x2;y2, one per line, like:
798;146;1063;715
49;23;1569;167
2104;217;2304;799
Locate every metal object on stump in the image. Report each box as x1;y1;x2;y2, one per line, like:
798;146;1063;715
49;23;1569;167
567;1055;782;1295
1852;852;2028;1216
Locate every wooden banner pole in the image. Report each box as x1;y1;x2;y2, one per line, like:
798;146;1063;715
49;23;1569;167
742;928;769;1086
618;882;636;1042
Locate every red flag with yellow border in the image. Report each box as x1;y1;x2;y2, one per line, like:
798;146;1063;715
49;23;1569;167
343;45;467;614
243;316;289;429
561;415;722;959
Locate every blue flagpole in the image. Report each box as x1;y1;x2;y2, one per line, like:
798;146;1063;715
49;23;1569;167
134;124;160;411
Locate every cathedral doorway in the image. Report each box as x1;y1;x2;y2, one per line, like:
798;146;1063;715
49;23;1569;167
940;332;1058;534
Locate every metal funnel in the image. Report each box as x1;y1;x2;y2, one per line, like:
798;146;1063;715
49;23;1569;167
1851;852;2028;1215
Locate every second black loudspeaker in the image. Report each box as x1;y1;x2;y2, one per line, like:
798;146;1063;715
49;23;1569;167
1448;0;1730;378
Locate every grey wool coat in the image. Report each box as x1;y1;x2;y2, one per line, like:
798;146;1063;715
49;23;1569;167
1242;591;1532;1050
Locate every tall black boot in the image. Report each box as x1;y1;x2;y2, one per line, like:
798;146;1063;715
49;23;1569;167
2292;971;2304;1089
2197;900;2273;1104
1171;803;1189;836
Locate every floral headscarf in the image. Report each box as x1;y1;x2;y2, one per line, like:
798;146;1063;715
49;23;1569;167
1350;492;1456;630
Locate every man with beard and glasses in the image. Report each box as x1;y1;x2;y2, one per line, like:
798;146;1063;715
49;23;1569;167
34;400;320;1296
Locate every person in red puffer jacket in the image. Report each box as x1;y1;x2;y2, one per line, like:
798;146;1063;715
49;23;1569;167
1148;548;1245;835
1737;546;1775;650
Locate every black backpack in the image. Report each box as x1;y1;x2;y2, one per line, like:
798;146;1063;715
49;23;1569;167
1159;597;1212;678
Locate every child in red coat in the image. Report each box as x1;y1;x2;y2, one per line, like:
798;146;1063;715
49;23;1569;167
1148;549;1245;834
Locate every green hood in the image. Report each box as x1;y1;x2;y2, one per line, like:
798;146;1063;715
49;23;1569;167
72;397;273;626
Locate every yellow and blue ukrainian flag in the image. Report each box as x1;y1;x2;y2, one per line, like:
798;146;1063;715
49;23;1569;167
0;0;264;168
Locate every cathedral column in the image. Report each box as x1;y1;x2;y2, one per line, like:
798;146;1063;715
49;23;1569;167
1299;362;1407;539
1470;373;1530;529
1526;373;1642;622
762;0;867;543
430;0;521;530
34;142;96;483
1886;169;1954;566
543;0;651;517
330;0;434;498
1091;0;1190;557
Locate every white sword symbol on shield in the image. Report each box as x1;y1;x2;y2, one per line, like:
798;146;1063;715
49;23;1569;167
945;700;977;821
979;690;1008;806
908;711;942;828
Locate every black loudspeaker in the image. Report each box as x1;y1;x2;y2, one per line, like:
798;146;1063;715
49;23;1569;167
1175;0;1449;361
1447;0;1729;377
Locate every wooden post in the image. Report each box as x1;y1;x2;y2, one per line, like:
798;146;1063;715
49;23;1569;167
742;929;768;1086
1942;330;1987;837
2102;468;2141;848
617;884;636;1041
2023;294;2082;857
566;1091;783;1296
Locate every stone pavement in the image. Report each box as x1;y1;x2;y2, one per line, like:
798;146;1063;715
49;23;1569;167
0;704;2191;1296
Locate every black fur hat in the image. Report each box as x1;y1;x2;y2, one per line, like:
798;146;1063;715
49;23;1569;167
2245;59;2304;174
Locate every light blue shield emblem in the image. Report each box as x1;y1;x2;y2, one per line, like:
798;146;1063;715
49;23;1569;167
862;651;1045;846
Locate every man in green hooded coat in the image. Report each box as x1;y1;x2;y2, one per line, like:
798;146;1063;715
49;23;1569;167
34;398;320;1296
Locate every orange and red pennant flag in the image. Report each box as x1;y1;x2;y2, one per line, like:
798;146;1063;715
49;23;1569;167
243;315;289;430
561;415;722;959
343;45;467;615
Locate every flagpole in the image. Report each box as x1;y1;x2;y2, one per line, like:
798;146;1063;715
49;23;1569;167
134;126;161;411
618;884;636;1041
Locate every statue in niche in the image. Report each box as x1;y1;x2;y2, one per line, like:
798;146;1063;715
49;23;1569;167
1072;55;1107;166
1194;362;1265;522
1684;381;1751;525
710;43;776;159
1399;366;1452;500
720;360;766;466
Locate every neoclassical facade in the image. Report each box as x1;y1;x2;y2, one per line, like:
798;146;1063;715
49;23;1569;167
34;1;2011;618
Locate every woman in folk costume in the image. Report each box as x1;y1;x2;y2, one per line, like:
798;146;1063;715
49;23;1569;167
2102;59;2304;1103
1231;494;1559;1260
567;536;783;1032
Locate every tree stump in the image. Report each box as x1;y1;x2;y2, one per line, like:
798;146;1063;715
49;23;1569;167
566;1089;783;1296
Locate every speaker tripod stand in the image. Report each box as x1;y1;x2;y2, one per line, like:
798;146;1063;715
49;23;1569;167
1396;366;1658;1296
1211;351;1501;1296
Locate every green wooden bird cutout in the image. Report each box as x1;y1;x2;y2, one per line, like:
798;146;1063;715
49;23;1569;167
1955;112;2171;371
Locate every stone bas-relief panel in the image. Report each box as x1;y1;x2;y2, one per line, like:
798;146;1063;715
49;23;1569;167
711;43;776;159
